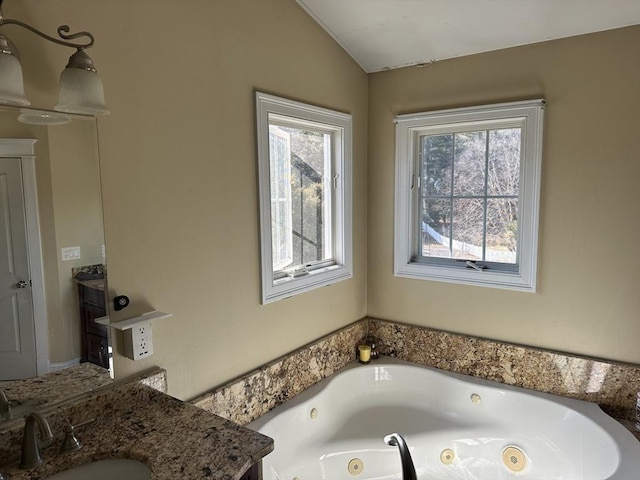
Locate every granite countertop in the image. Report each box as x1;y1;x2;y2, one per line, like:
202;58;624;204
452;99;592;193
0;363;112;421
75;279;105;290
2;382;273;480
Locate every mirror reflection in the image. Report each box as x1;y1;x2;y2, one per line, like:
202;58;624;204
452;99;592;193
0;105;111;422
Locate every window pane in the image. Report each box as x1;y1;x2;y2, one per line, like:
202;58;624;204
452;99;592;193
422;199;451;258
454;131;486;196
452;198;484;260
277;126;330;268
486;198;518;264
269;126;292;271
271;200;292;269
422;134;453;197
488;128;521;196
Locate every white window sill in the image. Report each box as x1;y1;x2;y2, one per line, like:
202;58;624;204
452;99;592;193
265;264;352;303
394;261;536;292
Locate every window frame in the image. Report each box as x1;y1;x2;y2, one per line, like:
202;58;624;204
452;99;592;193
394;100;544;291
256;92;353;304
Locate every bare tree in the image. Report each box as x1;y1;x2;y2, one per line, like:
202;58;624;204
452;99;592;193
422;128;520;262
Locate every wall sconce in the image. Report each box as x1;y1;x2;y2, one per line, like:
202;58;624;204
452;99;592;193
0;6;109;115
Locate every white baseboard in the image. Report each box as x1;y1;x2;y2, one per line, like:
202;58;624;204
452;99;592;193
48;357;81;372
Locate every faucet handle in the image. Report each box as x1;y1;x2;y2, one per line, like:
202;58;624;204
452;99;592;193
60;418;95;453
364;335;380;359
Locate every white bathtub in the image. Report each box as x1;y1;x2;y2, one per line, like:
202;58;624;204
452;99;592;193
248;357;640;480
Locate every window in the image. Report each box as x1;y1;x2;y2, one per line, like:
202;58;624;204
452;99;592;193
394;100;544;291
256;92;352;303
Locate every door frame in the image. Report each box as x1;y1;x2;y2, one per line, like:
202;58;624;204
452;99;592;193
0;139;49;375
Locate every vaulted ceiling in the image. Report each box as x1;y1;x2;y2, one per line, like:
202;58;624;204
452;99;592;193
297;0;640;72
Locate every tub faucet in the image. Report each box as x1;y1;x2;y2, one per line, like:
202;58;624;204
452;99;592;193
20;412;54;469
363;335;380;359
385;433;417;480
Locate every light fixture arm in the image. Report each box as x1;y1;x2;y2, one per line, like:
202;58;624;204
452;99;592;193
0;4;109;115
0;16;94;51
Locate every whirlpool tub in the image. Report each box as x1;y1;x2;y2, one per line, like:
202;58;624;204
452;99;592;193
248;357;639;480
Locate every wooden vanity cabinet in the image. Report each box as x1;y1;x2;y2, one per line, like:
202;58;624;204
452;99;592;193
77;280;108;369
240;463;262;480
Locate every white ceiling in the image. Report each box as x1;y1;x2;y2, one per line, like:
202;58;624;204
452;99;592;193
297;0;640;72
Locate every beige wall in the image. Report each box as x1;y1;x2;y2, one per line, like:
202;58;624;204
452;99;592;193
368;26;640;364
7;1;637;399
5;0;368;399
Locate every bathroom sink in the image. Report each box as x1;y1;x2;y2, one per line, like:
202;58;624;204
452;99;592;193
47;458;151;480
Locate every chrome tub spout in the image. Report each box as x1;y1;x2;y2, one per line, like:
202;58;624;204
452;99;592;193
385;432;417;480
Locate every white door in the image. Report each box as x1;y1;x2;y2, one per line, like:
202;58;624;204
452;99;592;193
0;156;37;380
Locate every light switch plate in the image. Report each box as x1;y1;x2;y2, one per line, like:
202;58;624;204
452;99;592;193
61;246;81;261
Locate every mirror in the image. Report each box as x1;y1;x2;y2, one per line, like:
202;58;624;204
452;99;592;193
0;105;111;423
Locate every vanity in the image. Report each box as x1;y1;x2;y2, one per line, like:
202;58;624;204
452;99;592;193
0;367;273;480
76;278;108;369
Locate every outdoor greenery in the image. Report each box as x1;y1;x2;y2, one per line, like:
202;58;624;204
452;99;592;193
421;128;520;263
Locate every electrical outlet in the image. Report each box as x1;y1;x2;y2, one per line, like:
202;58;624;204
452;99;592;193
124;322;153;360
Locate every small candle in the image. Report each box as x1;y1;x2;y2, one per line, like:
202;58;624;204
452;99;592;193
358;344;371;364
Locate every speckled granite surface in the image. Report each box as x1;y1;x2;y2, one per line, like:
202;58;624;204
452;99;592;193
0;363;112;422
138;368;168;393
194;317;639;440
192;320;367;425
0;372;272;480
71;264;105;280
0;369;166;461
368;318;640;423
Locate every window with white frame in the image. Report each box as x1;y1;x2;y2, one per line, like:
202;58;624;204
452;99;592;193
394;100;544;291
256;92;352;304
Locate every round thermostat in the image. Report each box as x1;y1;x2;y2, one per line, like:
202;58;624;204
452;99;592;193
113;295;130;311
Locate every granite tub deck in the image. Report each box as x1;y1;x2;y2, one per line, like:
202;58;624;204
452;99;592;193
192;320;367;426
193;318;640;441
368;318;640;425
1;377;272;480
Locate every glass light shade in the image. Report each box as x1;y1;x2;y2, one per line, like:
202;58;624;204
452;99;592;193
18;108;70;125
53;67;109;115
0;51;31;106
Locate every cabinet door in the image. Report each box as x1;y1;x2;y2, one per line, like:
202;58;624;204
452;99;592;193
86;333;109;369
83;285;106;307
84;303;108;336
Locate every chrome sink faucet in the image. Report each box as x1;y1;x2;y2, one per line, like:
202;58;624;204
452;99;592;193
385;432;418;480
20;412;54;469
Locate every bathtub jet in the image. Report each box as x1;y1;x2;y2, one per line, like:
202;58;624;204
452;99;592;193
249;357;640;480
